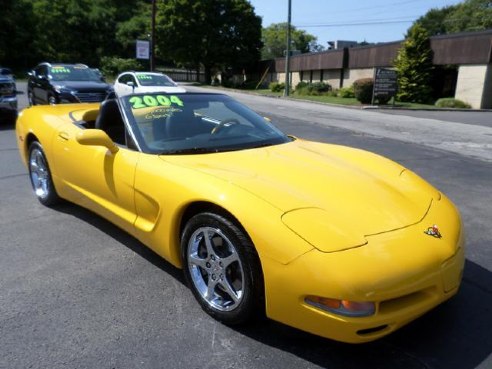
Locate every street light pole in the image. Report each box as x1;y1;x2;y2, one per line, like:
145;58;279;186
284;0;292;97
150;0;156;71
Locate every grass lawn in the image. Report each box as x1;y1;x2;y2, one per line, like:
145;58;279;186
235;88;438;109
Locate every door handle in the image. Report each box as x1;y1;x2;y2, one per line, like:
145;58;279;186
58;132;69;141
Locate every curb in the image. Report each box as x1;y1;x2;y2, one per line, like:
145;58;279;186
191;85;492;112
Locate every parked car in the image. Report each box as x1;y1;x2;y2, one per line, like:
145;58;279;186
0;67;17;123
27;62;112;105
16;91;464;343
114;71;185;96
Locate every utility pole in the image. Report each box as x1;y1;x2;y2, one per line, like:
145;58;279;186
284;0;292;97
150;0;156;71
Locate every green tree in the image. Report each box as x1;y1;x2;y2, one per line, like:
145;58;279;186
445;0;492;33
116;1;153;58
414;6;458;36
261;23;324;59
156;0;262;84
0;0;36;70
28;0;119;66
413;0;492;36
394;24;434;103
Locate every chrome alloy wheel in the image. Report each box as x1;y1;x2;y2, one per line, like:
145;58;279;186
187;227;245;311
29;147;50;200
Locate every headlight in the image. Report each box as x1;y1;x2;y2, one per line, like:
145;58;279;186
0;83;15;95
54;85;76;94
305;295;375;317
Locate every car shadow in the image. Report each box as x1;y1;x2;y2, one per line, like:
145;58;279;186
0;119;16;131
53;202;186;287
54;202;491;369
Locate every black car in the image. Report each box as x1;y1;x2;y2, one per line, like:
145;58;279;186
27;62;112;105
0;67;17;124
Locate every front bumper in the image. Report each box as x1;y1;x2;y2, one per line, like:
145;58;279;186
262;195;464;343
0;95;18;112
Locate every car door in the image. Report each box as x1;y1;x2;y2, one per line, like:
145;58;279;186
52;122;140;231
31;66;45;104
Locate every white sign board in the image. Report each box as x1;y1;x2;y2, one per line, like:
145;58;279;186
136;40;150;60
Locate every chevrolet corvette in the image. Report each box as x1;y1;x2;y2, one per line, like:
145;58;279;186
15;92;464;343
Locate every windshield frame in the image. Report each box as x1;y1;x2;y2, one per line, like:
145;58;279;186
118;92;291;155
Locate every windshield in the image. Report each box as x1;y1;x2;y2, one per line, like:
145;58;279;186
49;65;101;82
136;73;176;87
120;93;290;154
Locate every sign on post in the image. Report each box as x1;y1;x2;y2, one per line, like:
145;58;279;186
136;40;150;60
372;68;398;105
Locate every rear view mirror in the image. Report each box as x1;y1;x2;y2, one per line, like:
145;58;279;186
126;81;135;92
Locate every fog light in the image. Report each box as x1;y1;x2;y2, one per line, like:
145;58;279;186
305;295;375;317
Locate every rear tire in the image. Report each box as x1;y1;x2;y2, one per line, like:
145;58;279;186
28;91;35;106
28;141;60;206
181;212;264;325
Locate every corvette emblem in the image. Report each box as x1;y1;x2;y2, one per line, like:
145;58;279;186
424;224;442;238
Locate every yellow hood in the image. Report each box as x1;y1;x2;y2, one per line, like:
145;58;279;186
163;140;435;244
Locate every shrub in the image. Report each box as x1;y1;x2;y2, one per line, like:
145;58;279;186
295;81;309;90
241;79;260;90
309;82;331;95
376;95;392;105
338;86;355;98
294;81;332;96
435;98;471;109
353;78;374;104
100;57;143;78
269;81;285;92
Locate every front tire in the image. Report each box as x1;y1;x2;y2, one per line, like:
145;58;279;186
48;95;57;105
181;212;264;325
28;141;60;206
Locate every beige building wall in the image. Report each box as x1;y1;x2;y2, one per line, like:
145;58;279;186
291;72;301;87
277;72;286;84
342;68;374;87
311;70;322;82
275;72;301;87
455;65;492;109
323;70;342;89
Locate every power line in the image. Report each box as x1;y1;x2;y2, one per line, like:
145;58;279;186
296;19;417;28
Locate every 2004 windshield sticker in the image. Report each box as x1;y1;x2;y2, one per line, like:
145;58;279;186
129;95;184;110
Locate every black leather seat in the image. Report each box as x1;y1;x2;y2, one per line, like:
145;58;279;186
95;99;126;145
153;108;201;141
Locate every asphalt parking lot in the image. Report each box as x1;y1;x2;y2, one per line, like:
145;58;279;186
1;83;491;369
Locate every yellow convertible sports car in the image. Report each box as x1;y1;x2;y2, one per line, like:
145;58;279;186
16;92;464;343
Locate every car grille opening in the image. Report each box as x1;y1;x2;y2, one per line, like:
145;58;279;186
357;325;388;336
378;287;437;315
75;92;106;103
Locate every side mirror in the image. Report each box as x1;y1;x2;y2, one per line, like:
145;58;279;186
76;129;119;154
126;81;135;92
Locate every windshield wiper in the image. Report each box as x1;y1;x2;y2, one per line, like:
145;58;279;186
159;147;219;155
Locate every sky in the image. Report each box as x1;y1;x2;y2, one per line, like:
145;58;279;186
249;0;464;46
